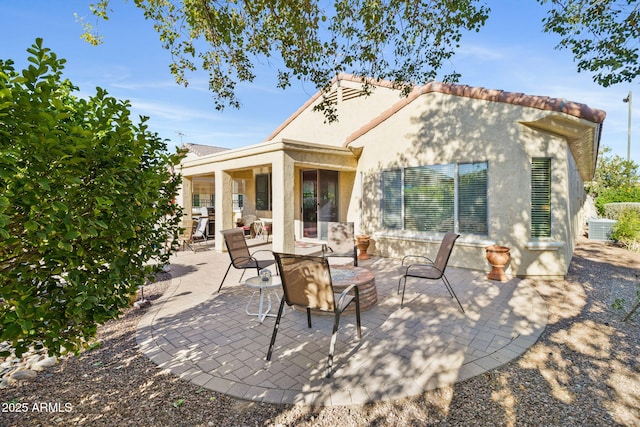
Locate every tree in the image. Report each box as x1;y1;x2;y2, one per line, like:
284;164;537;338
586;146;639;197
538;0;639;87
81;1;639;119
81;0;490;121
0;39;184;357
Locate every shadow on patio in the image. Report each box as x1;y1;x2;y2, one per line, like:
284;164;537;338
137;239;547;406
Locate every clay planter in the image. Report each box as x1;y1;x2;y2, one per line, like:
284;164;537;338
355;234;371;260
485;245;510;282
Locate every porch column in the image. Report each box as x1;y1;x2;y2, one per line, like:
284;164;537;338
181;176;193;229
271;151;295;253
214;169;234;252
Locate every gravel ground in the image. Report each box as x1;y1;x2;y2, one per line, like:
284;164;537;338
1;237;638;426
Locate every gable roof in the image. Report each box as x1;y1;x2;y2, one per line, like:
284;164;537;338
265;73;606;147
343;77;606;146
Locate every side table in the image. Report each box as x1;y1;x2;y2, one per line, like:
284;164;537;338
244;275;283;323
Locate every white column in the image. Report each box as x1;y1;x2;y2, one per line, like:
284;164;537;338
271;151;295;253
214;169;234;252
181;177;193;229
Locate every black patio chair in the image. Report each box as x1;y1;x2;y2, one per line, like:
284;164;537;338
267;253;362;378
398;232;464;313
217;228;275;293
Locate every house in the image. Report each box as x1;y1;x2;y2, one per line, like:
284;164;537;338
177;74;605;278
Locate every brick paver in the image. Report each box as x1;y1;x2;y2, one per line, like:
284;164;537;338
137;240;547;406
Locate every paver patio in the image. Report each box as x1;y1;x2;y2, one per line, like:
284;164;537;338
137;239;547;406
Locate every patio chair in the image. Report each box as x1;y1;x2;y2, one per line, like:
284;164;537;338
237;214;257;237
398;232;464;313
182;216;209;252
321;222;357;266
267;253;362;378
217;228;276;293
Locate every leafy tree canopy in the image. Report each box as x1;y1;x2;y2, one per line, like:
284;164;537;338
82;1;639;119
0;39;183;357
586;146;640;197
81;0;490;121
538;0;639;87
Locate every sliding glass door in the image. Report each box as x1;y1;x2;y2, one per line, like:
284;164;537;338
301;169;338;239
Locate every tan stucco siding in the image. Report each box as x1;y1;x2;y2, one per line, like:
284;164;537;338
270;82;404;145
349;91;581;277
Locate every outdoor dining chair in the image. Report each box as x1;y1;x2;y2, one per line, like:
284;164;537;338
321;221;357;266
217;228;276;293
267;253;362;378
182;216;209;252
397;232;465;313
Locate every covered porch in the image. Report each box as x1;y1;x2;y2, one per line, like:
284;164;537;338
179;140;360;253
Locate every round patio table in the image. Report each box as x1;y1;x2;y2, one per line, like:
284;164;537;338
244;275;283;323
329;266;378;313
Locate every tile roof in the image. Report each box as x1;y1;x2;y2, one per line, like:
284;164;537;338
181;143;229;157
340;74;606;146
264;73;606;146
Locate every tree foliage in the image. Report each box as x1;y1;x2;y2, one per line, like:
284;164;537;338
82;1;639;118
83;0;490;121
538;0;640;86
586;146;640;198
0;39;183;357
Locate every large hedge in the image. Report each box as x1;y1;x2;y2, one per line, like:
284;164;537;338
0;39;183;357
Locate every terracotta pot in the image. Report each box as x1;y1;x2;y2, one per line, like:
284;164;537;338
485;245;510;282
355;234;371;260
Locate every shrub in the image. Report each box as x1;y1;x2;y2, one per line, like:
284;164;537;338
604;202;640;220
612;209;640;252
0;39;183;357
595;186;640;216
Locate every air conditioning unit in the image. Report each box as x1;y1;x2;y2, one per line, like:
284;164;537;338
588;218;617;241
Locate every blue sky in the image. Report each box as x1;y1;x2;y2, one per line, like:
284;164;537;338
1;1;638;163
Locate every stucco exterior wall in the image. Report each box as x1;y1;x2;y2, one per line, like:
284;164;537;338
349;91;581;278
269;81;403;146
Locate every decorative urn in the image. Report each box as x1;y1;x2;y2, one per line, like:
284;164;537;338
485;245;510;282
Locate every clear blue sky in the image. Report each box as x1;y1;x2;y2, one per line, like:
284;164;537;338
1;1;637;163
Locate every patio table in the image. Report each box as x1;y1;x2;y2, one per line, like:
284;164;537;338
244;275;283;323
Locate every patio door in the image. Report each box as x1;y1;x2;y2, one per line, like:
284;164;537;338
301;169;338;240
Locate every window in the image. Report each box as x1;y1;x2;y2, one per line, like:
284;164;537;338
531;158;551;238
381;162;488;235
255;173;272;210
381;169;402;229
458;163;488;234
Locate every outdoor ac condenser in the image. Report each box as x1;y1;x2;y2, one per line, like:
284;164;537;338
588;218;617;241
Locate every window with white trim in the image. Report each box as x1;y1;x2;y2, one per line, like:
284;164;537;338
531;158;551;238
381;162;488;235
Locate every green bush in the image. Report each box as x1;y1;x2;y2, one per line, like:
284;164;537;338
612;209;640;251
595;186;640;216
0;39;183;357
604;202;640;219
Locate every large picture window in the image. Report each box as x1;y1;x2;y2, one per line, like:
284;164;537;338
381;162;488;235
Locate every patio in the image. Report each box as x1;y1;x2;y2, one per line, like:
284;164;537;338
137;239;547;407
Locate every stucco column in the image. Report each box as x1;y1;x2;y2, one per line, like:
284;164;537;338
215;169;234;252
181;177;193;229
271;151;295;253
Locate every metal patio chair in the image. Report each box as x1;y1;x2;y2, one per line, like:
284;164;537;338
321;221;357;266
398;232;465;313
267;253;362;378
182;216;209;252
217;228;276;293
